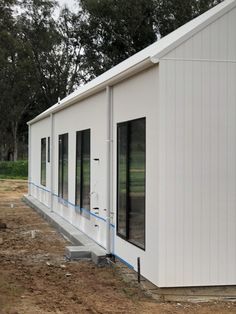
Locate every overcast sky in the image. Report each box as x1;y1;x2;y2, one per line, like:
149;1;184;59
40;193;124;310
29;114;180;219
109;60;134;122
57;0;77;10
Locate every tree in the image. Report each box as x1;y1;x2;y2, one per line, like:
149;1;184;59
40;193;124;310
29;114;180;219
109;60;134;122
19;0;88;107
0;0;18;160
78;0;158;79
0;0;90;160
0;0;63;160
0;0;224;160
57;7;89;90
19;0;64;109
72;0;223;80
154;0;223;37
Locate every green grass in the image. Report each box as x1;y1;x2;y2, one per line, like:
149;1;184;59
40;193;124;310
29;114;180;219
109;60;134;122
0;160;28;180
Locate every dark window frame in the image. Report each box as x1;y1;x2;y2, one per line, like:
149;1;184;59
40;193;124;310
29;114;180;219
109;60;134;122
75;129;91;215
116;117;146;250
48;137;50;163
41;137;47;186
58;133;68;201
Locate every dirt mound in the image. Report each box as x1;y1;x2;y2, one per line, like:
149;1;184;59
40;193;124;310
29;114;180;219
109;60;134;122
0;180;235;314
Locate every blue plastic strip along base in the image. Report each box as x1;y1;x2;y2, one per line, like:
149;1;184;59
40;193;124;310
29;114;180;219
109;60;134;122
29;182;134;270
29;181;107;223
114;254;134;269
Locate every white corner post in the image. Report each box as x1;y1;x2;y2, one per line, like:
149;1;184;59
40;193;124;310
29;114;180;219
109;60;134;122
50;113;54;212
28;123;31;196
106;85;113;255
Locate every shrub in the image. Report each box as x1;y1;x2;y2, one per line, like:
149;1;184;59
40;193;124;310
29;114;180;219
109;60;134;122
0;160;28;179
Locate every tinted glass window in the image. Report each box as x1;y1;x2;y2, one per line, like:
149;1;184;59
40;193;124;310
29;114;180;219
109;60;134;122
117;118;146;249
81;130;90;209
76;129;90;212
129;119;145;248
41;138;46;186
76;132;82;207
58;133;68;200
117;124;128;238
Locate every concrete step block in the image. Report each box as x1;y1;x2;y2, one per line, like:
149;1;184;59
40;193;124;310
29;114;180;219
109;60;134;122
65;246;91;260
91;251;107;266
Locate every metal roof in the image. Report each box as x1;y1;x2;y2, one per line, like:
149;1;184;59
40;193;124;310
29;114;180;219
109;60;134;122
28;0;236;125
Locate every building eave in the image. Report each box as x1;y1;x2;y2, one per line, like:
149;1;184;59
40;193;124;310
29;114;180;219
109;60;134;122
27;57;155;125
28;0;236;125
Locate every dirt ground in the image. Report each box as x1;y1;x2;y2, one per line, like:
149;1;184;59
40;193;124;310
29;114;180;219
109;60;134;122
0;180;235;314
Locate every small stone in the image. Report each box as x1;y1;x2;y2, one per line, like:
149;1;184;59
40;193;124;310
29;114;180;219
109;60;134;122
60;264;66;269
65;272;72;277
9;310;19;314
46;262;52;267
0;222;7;229
0;238;3;244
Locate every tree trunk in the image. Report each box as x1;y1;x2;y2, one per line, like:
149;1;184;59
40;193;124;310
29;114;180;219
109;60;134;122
0;144;4;161
12;121;18;161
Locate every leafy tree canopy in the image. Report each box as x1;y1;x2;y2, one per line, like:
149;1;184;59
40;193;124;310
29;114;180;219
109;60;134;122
0;0;223;160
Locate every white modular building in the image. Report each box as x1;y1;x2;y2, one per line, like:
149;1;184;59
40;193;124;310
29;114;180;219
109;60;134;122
27;0;236;287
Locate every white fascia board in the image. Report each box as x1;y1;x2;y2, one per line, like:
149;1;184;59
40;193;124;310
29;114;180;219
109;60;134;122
27;56;154;125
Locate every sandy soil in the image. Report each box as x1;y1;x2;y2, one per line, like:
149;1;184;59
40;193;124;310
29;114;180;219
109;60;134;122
0;179;235;314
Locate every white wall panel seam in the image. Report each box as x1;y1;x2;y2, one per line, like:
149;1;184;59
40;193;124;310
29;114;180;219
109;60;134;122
28;124;31;196
50;113;54;212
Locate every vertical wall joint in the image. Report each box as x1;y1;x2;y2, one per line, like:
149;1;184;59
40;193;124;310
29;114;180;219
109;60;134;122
106;85;113;255
28;124;31;196
50;113;54;212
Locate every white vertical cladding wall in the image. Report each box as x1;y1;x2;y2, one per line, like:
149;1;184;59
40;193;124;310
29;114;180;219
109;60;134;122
163;7;236;62
30;117;51;207
52;90;108;248
113;66;159;285
158;7;236;287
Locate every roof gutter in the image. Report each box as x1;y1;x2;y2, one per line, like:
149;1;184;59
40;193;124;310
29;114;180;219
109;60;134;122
27;0;236;126
28;56;157;125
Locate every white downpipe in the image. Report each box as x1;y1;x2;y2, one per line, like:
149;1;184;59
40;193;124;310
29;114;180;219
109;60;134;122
28;124;31;196
50;113;54;212
106;86;113;255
